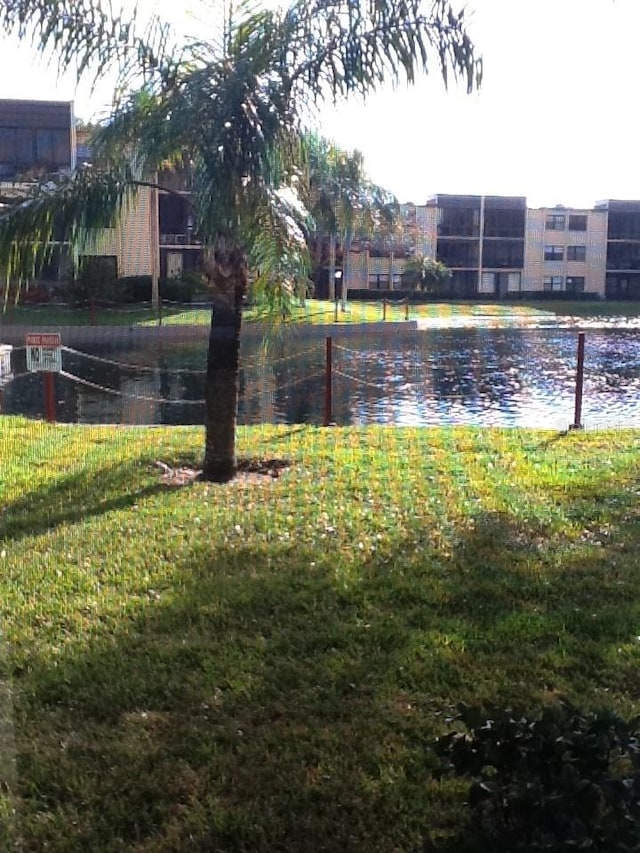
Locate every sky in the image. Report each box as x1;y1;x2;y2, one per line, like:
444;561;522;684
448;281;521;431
0;0;638;208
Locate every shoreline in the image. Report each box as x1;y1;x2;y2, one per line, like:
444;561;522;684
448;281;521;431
0;320;421;347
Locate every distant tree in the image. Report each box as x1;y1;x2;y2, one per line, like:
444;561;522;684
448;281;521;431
401;253;451;293
0;0;480;481
304;136;398;303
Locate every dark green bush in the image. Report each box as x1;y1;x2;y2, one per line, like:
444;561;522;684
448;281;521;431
118;276;153;303
159;277;195;304
434;702;640;852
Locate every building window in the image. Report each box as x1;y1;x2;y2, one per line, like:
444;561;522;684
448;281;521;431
437;207;480;237
544;245;564;261
545;213;565;231
507;272;522;292
479;272;496;294
482;240;525;268
543;275;564;291
0;128;16;161
567;245;586;262
566;276;585;293
568;214;588;231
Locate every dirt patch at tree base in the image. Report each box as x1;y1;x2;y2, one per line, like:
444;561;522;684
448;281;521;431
154;457;291;486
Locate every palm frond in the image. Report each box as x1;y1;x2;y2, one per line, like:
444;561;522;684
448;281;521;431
1;0;480;318
250;184;312;316
283;0;480;104
302;133;399;245
0;0;175;94
0;169;134;289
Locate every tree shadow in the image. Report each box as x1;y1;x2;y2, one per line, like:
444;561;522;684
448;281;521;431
0;460;167;543
6;469;640;850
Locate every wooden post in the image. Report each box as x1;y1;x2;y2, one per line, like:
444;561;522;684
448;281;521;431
44;372;56;422
571;332;586;430
383;299;387;321
324;336;332;426
158;297;163;327
405;299;409;321
334;298;339;323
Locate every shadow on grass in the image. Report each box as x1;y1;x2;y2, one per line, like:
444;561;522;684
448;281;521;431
8;476;640;851
0;460;167;543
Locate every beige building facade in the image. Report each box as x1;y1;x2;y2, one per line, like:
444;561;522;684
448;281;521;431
523;206;608;296
84;186;159;279
340;196;619;299
343;203;438;293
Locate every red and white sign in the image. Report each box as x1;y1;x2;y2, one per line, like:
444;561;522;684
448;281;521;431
0;344;12;386
26;332;62;372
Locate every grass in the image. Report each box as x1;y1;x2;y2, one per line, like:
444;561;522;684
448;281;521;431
2;417;640;849
0;304;162;327
3;298;640;329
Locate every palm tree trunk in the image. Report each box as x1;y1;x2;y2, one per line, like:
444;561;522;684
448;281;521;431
201;243;246;482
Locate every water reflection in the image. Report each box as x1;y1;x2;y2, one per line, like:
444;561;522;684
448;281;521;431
3;326;640;429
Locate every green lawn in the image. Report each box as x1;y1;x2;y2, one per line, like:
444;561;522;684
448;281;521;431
1;418;640;849
4;298;640;329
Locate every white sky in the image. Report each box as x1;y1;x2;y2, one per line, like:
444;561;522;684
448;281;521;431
0;0;638;208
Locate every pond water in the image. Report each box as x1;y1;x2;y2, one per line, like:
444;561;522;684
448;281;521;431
3;322;640;429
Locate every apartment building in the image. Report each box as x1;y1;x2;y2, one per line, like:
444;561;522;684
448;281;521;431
596;199;640;299
0;99;75;179
156;169;203;281
84;186;159;280
1;99;639;302
0;100;157;285
70;187;640;300
523;205;608;296
420;194;527;298
349;203;439;291
0;99;76;282
387;195;619;299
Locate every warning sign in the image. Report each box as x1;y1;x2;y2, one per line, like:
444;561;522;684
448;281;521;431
0;344;12;386
26;333;62;373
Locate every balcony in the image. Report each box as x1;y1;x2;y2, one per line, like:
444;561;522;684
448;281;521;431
159;233;201;247
437;225;479;238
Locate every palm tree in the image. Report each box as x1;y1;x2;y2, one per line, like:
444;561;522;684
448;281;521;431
401;253;452;294
305;136;398;304
0;0;480;481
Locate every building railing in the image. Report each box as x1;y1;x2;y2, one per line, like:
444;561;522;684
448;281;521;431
437;227;480;238
159;233;202;246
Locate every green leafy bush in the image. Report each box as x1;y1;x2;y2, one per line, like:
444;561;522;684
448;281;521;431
57;257;121;305
118;275;153;303
159;277;195;304
434;702;640;852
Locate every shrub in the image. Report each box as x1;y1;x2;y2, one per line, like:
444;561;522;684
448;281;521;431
434;702;640;852
117;276;153;303
19;284;51;304
159;277;195;304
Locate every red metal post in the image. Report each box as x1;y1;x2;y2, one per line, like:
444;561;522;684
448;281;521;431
571;332;585;429
334;299;339;323
44;372;56;422
405;299;409;321
324;336;332;426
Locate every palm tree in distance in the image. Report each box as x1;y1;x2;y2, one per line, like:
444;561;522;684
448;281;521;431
0;0;481;481
401;253;452;294
305;135;398;303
